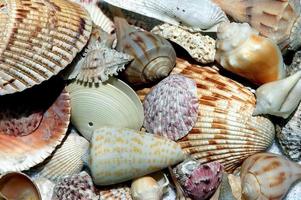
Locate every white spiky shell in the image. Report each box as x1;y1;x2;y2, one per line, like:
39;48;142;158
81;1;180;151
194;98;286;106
143;74;199;141
0;0;92;95
35;133;89;181
89;127;186;185
104;0;228;31
67;78;144;141
254;71;301;118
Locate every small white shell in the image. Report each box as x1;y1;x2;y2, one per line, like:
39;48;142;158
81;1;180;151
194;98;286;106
33;177;55;200
131;176;163;200
143;74;199;141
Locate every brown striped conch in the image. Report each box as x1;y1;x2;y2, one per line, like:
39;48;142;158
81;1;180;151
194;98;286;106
215;22;285;85
240;153;301;200
0;0;92;95
89;127;186;185
212;0;301;52
253;71;301;118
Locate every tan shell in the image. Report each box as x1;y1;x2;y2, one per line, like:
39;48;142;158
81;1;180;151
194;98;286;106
99;186;132;200
0;79;70;173
0;0;92;95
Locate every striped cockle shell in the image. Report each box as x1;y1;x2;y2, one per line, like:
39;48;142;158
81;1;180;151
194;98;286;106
89;127;186;185
240;153;301;200
143;74;199;141
0;78;70;173
34;133;89;181
99;186;132;200
137;58;275;173
0;0;92;95
67;77;143;141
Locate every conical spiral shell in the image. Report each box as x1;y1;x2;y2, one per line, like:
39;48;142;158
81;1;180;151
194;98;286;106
0;0;92;95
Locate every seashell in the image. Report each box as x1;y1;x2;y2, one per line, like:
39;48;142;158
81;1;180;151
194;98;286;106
52;171;98;200
0;78;70;173
212;0;301;51
218;173;241;200
67;77;143;140
99;186;132;200
215;22;285;85
89;126;186;185
33;177;55;200
0;172;41;200
240;153;301;200
34;133;89;181
0;0;92;95
114;13;176;86
287;50;301;76
253;70;301;118
151;23;216;64
173;159;223;200
143;74;199;141
103;0;228;31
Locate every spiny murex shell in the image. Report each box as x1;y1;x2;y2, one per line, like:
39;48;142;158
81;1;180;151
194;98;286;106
67;77;144;140
143;74;199;141
103;0;228;31
34;133;89;181
216;22;285;85
0;0;92;95
151;23;216;64
138;58;275;172
89;126;186;185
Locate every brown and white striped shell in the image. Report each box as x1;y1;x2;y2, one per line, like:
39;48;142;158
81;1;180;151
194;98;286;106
0;0;92;95
0;78;70;173
137;59;275;172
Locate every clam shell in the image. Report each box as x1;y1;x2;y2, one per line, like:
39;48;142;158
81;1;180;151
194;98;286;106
89;127;186;185
99;186;132;200
67;78;143;140
0;78;70;173
0;0;92;95
35;133;89;181
143;74;199;141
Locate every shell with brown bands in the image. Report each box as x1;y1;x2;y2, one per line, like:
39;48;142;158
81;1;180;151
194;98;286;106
0;0;92;95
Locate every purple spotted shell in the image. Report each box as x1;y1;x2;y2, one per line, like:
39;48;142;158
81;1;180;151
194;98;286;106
143;74;199;141
173;159;223;200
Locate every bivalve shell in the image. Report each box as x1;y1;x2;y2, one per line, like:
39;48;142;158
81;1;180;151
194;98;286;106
0;0;92;95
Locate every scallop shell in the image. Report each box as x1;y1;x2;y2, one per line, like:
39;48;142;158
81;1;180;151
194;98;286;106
103;0;228;31
215;22;285;85
89;126;186;185
34;133;89;181
0;0;92;95
143;74;199;141
212;0;301;51
0;78;70;173
99;186;132;200
66;77;143;140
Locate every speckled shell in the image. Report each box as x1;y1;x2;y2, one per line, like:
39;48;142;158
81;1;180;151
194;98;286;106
52;171;98;200
143;74;199;141
89;127;186;185
212;0;301;51
114;16;176;86
215;22;285;85
0;0;92;95
173;160;223;200
240;153;301;200
66;78;143;140
35;133;89;181
0;78;70;173
99;186;132;200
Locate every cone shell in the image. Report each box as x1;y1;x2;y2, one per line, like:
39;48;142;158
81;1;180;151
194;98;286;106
143;74;199;141
0;78;70;173
35;133;89;181
0;0;92;95
89;127;186;185
67;78;144;140
99;186;132;200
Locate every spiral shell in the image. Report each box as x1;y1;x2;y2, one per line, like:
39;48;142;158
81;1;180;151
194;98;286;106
131;176;163;200
0;0;92;95
240;153;301;200
0;78;70;173
114;16;176;85
89;126;186;185
67;77;143;140
216;22;285;85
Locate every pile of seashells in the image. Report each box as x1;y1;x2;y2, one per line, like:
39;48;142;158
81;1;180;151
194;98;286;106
0;0;301;199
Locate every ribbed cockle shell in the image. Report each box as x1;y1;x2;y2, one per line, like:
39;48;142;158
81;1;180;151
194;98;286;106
216;22;285;85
